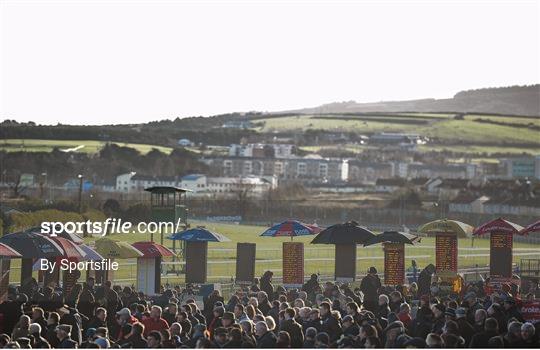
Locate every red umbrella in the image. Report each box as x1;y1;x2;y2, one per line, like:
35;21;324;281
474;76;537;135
132;241;175;258
52;237;87;259
0;243;22;258
473;218;524;236
520;220;540;235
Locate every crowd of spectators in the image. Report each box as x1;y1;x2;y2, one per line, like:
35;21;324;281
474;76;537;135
0;266;539;348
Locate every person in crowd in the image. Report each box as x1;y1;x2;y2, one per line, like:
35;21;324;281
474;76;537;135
280;308;304;348
470;317;501;348
303;327;317;348
417;264;435;297
142;305;170;336
256;321;277;348
260;271;275;301
454;307;475;346
87;307;107;330
31;307;49;338
147;330;163;348
29;323;51;349
521;322;538;347
55;324;77;348
377;294;391;320
11;315;31;340
360;267;381;313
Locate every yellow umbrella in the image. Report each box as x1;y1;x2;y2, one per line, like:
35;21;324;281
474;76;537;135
95;238;144;259
418;219;474;238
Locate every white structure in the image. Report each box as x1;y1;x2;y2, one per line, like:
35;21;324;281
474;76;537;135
180;174;207;192
229;143;296;158
116;172;137;193
115;172;180;193
116;173;275;198
206;176;273;197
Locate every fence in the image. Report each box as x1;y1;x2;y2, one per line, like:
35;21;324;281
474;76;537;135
7;245;540;293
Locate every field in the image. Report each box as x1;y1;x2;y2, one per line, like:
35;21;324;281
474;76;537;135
257;114;540;149
8;220;540;286
2;113;539;156
0;139;173;154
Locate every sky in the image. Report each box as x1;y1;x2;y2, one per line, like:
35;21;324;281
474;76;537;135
1;0;539;125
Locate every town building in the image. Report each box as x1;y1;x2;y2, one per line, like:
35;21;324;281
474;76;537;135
228;143;296;158
500;156;540;179
407;163;477;179
347;161;394;184
202;156;348;185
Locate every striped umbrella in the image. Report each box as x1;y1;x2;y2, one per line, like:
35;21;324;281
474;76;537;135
261;220;321;240
473;218;524;236
0;243;22;258
520;220;540;235
418;219;474;238
132;241;175;257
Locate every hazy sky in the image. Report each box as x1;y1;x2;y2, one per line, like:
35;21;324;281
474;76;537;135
1;0;539;125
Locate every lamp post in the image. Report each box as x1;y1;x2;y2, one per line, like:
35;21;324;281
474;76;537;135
78;174;83;213
40;172;47;199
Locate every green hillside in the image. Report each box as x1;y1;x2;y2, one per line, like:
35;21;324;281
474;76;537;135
0;139;173;154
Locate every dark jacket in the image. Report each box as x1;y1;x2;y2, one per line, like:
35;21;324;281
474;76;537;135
303;318;322;333
58;337;78;349
417;269;432;297
470;330;500;348
321;314;341;342
46;323;60;348
431;316;445;335
123;334;148;349
303;339;316;348
257;331;277;348
343;324;360;338
32;335;51;349
280;318;304;348
456;317;475;346
260;275;275;301
258;300;272;316
360;274;381;303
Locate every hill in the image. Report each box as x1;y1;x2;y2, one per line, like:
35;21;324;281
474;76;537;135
279;85;540;116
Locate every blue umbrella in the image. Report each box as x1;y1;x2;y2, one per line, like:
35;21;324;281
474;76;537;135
168;227;230;242
260;220;321;240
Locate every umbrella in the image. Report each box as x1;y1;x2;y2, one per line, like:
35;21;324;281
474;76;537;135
473;218;524;236
0;232;64;258
132;241;175;257
26;226;84;244
418;219;474;238
79;244;105;261
0;243;22;258
95;238;144;259
51;237;86;259
33;243;103;270
364;231;420;246
311;221;375;244
520;220;540;235
168;227;230;242
260;220;321;238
